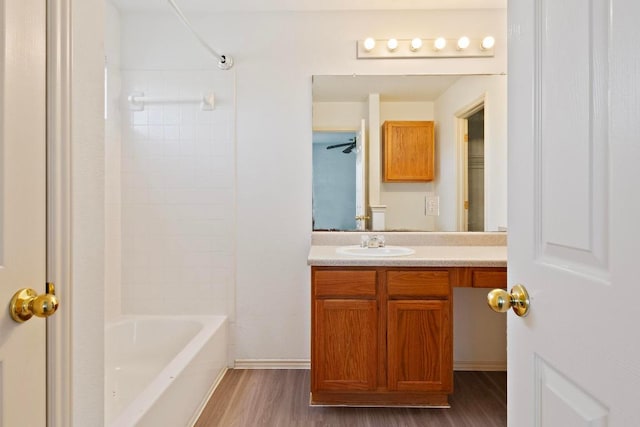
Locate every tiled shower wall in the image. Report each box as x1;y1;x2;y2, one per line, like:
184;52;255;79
118;69;235;315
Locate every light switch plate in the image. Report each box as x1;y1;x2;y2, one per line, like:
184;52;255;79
425;194;440;216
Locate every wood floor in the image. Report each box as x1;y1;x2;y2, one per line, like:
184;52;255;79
195;370;506;427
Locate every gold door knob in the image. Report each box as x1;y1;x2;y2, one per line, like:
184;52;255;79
487;284;530;317
10;283;59;323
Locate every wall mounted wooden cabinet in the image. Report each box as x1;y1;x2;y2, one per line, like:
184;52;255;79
382;121;435;182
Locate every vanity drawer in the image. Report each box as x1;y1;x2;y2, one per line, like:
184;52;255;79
472;268;507;288
313;269;377;298
386;270;450;298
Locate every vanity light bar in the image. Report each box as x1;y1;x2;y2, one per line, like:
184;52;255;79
357;37;495;59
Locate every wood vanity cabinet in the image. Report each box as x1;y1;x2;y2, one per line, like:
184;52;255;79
386;270;452;394
311;267;452;406
312;269;378;392
382;121;435;182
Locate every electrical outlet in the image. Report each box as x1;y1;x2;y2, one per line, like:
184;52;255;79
425;194;440;216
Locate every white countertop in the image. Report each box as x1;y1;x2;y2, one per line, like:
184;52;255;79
307;245;507;267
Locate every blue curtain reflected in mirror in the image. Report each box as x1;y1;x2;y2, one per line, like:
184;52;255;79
312;131;357;230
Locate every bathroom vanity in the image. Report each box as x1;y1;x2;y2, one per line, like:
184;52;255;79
307;233;507;407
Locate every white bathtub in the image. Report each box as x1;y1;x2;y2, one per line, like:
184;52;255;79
105;315;228;427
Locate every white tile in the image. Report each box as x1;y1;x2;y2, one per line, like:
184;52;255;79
163;106;181;124
181;252;213;267
164;189;199;204
211;255;234;270
132;125;149;141
146;189;166;204
194;140;214;157
164;142;181;157
182;266;214;284
179;125;195;140
138;170;165;190
197;123;215;140
148;125;163;140
122;297;163;315
211;140;234;159
180;106;197;124
132;110;148;125
187;297;227;315
148;109;163;125
186;235;216;252
196;109;214;124
163;267;182;284
164;125;180;140
122;187;148;204
180;141;196;156
114;67;235;318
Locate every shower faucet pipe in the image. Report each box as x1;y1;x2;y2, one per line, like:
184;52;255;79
166;0;234;70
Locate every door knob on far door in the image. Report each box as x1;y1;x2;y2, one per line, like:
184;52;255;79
487;284;530;317
10;283;59;323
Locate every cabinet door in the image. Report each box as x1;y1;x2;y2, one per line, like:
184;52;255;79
387;300;452;392
383;121;434;182
313;299;378;391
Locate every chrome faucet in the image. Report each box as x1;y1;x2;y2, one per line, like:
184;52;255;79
360;234;385;248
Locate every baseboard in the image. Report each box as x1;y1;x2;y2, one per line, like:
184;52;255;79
234;359;506;372
234;359;311;369
454;361;507;371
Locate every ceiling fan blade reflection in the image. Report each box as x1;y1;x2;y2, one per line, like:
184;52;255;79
326;142;354;150
342;142;357;153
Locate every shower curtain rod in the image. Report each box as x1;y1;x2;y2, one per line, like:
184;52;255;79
166;0;234;70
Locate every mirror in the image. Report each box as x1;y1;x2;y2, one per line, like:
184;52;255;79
312;74;507;232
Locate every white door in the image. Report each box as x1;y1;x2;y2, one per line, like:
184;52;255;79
0;0;47;425
507;0;640;425
355;119;366;231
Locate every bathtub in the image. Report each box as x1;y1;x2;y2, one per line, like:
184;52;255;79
105;315;228;427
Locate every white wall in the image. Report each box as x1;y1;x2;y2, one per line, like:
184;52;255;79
73;0;105;424
435;76;508;367
434;74;508;232
116;8;507;364
453;288;507;368
313;102;367;130
105;3;122;321
380;101;437;231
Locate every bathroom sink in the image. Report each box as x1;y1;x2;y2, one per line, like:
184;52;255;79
336;245;415;257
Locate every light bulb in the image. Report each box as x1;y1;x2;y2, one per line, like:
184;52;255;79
433;37;447;51
363;37;376;51
457;36;470;50
410;38;423;51
481;36;495;50
387;38;398;51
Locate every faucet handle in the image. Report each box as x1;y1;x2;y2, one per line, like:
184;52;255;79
374;235;386;247
360;235;370;248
